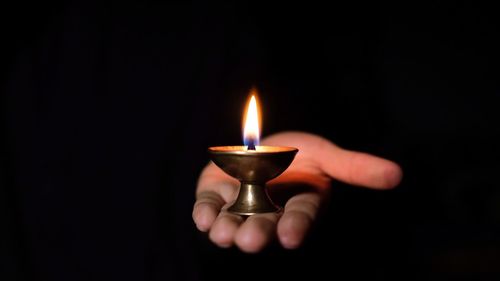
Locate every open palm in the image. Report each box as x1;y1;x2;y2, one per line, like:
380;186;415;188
193;131;402;253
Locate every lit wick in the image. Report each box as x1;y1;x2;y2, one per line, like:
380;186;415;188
243;93;260;151
247;140;256;151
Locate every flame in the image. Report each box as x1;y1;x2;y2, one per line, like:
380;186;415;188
243;90;261;148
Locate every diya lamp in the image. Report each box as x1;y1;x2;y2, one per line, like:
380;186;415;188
208;89;298;216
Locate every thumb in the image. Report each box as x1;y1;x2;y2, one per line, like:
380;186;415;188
263;132;403;190
316;140;403;189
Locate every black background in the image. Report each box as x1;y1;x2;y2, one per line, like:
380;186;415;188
1;1;499;280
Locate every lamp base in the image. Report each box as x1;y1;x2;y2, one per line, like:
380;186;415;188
226;182;282;216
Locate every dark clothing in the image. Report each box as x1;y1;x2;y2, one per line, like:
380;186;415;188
1;1;499;280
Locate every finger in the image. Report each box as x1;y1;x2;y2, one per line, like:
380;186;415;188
277;192;321;249
192;191;225;232
209;208;244;248
319;145;403;189
194;163;240;232
235;213;279;253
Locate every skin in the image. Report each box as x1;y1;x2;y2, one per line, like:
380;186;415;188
192;131;403;253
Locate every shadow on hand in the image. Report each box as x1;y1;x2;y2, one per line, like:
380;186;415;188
267;171;331;211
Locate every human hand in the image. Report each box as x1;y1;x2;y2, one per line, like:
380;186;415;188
193;131;402;253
